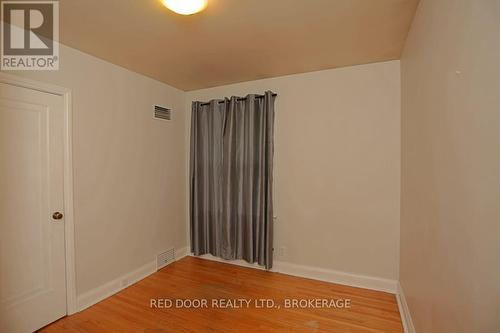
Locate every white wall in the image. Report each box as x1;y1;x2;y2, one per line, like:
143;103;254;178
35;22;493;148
2;45;188;296
186;61;401;280
3;45;401;300
401;0;500;332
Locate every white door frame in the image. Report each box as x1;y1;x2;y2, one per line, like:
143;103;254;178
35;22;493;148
0;72;78;315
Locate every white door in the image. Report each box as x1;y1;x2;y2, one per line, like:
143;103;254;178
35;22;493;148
0;82;67;333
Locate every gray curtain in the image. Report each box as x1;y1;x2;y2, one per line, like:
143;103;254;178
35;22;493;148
190;91;275;269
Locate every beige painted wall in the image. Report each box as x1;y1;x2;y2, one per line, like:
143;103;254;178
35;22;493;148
3;45;187;295
186;61;401;280
401;0;500;332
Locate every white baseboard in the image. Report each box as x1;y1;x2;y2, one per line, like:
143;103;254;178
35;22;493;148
274;261;398;294
77;246;189;312
195;253;268;271
176;246;189;260
396;283;416;333
77;260;156;311
76;248;401;319
192;254;398;294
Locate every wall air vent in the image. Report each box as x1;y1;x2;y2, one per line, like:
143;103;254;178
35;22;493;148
154;105;172;121
157;248;175;270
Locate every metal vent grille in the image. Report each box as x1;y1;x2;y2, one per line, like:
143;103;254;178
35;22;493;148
157;248;175;270
154;105;171;121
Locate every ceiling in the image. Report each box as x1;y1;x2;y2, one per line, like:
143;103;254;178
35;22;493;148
59;0;419;91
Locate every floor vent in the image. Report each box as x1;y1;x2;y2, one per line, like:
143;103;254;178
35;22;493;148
154;105;172;121
157;248;175;270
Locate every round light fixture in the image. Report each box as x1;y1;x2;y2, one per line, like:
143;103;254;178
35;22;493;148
162;0;208;15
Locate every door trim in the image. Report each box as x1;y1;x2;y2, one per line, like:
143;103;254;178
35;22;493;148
0;72;78;315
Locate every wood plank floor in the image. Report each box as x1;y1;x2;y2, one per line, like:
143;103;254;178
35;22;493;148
40;257;404;333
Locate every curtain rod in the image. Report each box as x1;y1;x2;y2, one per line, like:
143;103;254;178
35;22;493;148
199;93;277;106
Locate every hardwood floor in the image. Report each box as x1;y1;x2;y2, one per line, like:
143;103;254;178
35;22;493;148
40;257;404;333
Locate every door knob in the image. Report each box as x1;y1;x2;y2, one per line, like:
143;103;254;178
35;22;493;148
52;212;64;220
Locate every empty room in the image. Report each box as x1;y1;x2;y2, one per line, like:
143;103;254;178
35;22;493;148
0;0;498;332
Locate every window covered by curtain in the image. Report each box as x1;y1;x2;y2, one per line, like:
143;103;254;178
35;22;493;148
190;91;276;269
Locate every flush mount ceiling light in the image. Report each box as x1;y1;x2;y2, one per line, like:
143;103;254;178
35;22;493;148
162;0;208;15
